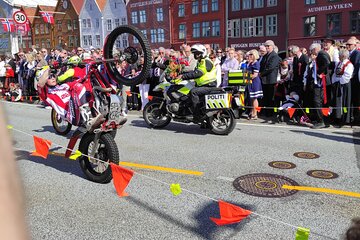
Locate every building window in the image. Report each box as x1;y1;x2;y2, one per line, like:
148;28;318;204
45;24;49;34
158;28;164;42
122;17;126;25
202;0;208;13
178;4;185;17
193;22;200;38
327;13;341;35
156;8;163;21
350;11;360;34
73;20;77;29
46;39;50;48
232;0;240;11
211;0;219;11
131;11;138;24
88;35;92;46
139;10;146;23
254;0;264;8
304;16;316;36
68;36;74;47
41;39;45;48
212;20;220;36
40;24;44;34
83;35;88;46
95;19;100;28
243;0;252;9
57;20;62;30
141;30;147;38
305;0;315;4
242;17;263;37
150;29;157;43
115;19;120;28
266;14;277;36
87;19;91;28
202;21;210;37
35;25;39;35
82;19;86;28
267;0;277;6
67;20;72;31
228;19;241;38
192;1;199;14
107;19;112;31
96;35;100;46
179;24;186;39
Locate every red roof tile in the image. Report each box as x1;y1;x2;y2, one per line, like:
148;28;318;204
96;0;107;12
70;0;85;15
21;6;37;24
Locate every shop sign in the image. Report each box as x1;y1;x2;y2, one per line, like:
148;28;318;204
130;0;162;8
308;3;353;13
231;42;264;49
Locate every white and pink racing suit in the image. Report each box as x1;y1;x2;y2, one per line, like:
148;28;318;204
38;81;88;126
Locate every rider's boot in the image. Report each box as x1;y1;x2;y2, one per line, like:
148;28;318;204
79;103;105;131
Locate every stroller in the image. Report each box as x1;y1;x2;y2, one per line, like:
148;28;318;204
277;91;311;126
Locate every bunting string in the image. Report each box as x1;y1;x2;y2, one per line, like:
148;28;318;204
8;124;337;239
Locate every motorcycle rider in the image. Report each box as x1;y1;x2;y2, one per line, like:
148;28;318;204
178;44;217;120
36;66;106;131
57;55;87;83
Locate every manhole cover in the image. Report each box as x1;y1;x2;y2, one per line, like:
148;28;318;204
307;170;339;179
293;152;320;159
233;173;299;198
268;161;296;169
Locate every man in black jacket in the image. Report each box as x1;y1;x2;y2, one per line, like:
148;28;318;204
346;38;360;123
260;40;281;117
306;43;331;129
290;45;309;98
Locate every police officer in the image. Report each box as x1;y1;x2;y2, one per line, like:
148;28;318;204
179;44;217;119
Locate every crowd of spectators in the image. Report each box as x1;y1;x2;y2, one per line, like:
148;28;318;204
1;35;359;127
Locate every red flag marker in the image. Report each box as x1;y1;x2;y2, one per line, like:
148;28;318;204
210;200;252;226
31;136;52;159
148;95;153;101
287;108;295;118
110;163;134;197
29;96;33;101
321;108;330;116
255;107;262;113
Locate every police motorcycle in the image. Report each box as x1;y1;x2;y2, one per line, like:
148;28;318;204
41;26;152;183
143;76;236;135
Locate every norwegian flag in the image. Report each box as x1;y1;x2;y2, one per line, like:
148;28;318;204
0;18;15;32
40;11;54;24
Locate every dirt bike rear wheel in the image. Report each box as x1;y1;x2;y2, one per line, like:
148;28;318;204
103;25;151;86
208;109;236;135
143;101;171;128
78;133;119;183
51;109;72;135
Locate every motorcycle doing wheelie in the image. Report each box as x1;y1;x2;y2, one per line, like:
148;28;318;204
143;78;236;135
42;25;152;183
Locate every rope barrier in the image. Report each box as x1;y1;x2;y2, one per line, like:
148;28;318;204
8;124;338;239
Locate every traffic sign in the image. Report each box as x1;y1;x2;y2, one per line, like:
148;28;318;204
13;11;28;25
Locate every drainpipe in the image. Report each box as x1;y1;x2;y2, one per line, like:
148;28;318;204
101;16;105;46
285;0;289;54
225;0;228;48
78;18;82;47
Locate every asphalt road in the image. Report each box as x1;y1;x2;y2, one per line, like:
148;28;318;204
4;101;360;240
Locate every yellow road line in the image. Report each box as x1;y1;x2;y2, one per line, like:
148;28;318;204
48;152;203;176
49;151;66;157
282;185;360;199
120;162;203;176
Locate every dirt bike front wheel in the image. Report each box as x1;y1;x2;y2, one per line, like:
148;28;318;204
51;109;72;135
78;133;119;183
103;25;151;86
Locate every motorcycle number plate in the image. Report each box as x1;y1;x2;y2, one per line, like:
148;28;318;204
205;93;230;109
